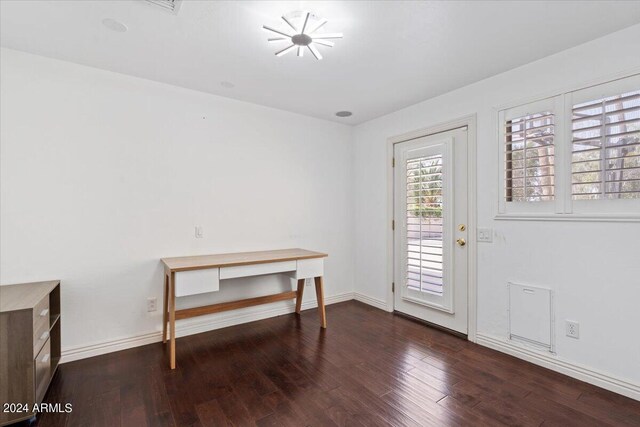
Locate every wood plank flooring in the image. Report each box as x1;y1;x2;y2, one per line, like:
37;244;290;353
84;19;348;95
25;301;640;426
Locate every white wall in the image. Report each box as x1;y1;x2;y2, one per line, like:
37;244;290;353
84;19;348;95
353;24;640;393
2;23;639;398
0;48;354;356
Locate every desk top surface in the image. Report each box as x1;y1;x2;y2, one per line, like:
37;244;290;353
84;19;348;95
162;248;327;272
0;280;60;312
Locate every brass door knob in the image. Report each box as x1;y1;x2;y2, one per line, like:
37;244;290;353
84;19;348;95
456;238;466;247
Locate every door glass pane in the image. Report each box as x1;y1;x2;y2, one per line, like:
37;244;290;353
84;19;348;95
406;154;443;295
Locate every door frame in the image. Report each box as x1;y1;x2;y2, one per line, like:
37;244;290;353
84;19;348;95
386;114;478;342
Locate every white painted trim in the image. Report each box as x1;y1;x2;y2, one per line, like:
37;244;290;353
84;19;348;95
495;213;640;222
386;138;396;314
477;332;640;401
386;114;478;342
354;292;391;312
61;291;354;363
467;116;478;343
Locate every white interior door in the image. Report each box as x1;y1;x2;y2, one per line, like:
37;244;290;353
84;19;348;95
393;127;468;334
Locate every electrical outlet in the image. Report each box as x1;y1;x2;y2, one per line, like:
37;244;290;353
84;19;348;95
477;227;493;243
147;297;157;312
195;226;204;238
566;320;579;339
305;278;312;286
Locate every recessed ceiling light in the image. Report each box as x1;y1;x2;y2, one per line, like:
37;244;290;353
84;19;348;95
262;11;342;60
102;18;128;33
336;111;353;117
220;81;235;88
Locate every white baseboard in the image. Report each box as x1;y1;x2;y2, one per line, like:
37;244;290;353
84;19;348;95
61;291;354;364
353;292;391;311
477;333;640;401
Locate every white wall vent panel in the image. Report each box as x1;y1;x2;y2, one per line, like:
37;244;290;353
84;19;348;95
144;0;182;14
508;282;554;351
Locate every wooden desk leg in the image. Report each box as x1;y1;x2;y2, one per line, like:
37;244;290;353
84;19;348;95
314;276;327;329
162;273;168;343
295;279;305;314
169;271;176;369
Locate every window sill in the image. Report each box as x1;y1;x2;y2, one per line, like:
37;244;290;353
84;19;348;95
495;213;640;223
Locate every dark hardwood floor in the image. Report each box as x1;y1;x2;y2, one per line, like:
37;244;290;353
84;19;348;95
26;301;640;427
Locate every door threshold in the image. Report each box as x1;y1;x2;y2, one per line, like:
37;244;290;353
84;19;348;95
393;310;467;340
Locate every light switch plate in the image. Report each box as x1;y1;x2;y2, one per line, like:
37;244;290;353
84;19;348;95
477;227;493;242
195;225;204;238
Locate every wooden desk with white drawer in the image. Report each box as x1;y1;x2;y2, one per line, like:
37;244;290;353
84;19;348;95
161;248;328;369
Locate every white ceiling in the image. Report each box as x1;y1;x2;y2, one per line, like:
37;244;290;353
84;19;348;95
2;1;640;125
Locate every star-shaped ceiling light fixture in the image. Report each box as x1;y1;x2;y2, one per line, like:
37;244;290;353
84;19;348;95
262;11;342;60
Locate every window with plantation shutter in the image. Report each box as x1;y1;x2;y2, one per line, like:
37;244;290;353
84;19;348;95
505;111;555;202
571;90;640;200
497;75;640;220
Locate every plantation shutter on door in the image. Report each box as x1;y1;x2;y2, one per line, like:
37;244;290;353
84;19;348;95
406;154;444;295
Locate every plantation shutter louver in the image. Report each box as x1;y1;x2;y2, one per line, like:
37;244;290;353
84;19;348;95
571;90;640;200
504;111;555;202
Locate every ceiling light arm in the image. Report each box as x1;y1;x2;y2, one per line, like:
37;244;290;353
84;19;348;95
262;25;294;38
281;16;298;33
300;12;311;34
308;44;323;60
312;39;334;47
312;33;343;40
307;19;328;35
275;44;296;57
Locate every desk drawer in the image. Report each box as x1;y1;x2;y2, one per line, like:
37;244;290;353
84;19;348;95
33;296;50;348
34;321;50;356
220;261;296;280
292;258;324;279
33;295;50;326
175;269;220;297
34;338;52;403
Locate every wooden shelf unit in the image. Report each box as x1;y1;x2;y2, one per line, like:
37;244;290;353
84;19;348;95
0;280;61;426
